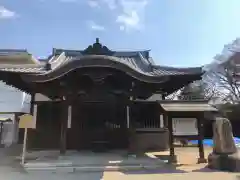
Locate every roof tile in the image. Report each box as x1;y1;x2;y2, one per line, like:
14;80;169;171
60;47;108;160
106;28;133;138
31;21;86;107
0;50;203;77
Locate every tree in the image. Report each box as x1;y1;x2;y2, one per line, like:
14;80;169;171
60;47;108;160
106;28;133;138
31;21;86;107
207;61;240;103
168;38;240;103
204;38;240;103
166;90;181;100
178;81;209;100
178;80;216;101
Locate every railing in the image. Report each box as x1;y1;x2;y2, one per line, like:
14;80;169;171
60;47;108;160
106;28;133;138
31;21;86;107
135;118;161;129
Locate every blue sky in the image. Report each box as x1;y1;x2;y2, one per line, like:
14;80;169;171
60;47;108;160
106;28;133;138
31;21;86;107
0;0;240;67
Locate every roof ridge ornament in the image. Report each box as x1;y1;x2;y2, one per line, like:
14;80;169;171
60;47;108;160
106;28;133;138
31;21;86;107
96;38;99;43
82;38;115;56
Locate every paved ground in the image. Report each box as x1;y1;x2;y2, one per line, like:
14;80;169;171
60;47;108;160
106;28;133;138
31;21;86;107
1;146;240;179
0;168;239;180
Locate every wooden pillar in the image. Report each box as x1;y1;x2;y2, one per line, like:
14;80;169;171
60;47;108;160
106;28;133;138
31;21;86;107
127;96;134;128
32;104;38;129
197;115;207;163
30;93;35;115
162;94;168;127
67;105;72;128
27;93;35;150
159;114;164;128
168;114;177;163
128;95;136;154
13;114;19;144
60;98;68;155
126;105;130;129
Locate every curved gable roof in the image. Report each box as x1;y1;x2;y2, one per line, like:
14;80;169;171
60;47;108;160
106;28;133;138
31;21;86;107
0;39;203;86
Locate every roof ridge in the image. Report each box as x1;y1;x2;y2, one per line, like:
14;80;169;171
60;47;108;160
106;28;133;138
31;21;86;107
0;49;28;53
0;64;44;68
153;65;203;70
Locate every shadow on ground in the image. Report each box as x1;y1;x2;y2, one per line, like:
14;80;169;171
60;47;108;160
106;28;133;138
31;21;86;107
192;166;221;172
122;153;220;175
121;166;187;175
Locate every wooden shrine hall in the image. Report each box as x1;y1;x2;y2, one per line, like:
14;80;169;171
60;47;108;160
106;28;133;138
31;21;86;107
0;38;217;163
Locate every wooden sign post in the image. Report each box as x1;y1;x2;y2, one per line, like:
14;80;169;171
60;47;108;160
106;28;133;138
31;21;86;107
18;114;35;165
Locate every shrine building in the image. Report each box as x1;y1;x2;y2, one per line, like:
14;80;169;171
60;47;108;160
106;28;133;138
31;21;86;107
0;38;217;162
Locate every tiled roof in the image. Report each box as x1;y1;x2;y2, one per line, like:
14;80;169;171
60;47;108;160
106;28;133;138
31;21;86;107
0;67;45;73
0;64;46;73
45;49;202;77
0;48;203;77
0;49;41;65
0;49;28;56
151;66;203;76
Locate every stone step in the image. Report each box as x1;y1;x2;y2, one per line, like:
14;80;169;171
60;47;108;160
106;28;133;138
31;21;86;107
24;157;165;169
24;160;165;168
25;164;165;173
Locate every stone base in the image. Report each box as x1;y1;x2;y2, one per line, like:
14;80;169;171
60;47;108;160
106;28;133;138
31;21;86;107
208;152;240;172
197;158;207;164
168;155;177;164
133;130;169;152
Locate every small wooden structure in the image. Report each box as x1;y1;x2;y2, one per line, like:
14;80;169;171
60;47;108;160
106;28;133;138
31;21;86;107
159;100;218;163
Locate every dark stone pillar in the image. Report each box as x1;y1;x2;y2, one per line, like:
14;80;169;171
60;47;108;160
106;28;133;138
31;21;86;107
197;115;207;163
60;100;68;155
168;114;177;163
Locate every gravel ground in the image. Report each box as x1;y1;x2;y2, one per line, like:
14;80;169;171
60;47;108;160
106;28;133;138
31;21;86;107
0;146;239;180
0;169;239;180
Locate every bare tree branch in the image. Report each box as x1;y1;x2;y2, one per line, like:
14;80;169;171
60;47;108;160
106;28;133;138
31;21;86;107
204;39;240;104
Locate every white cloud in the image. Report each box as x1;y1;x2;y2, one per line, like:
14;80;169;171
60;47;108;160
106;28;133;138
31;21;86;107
119;25;125;31
87;0;149;32
87;0;100;8
102;0;117;10
59;0;78;2
87;21;106;31
116;0;148;32
0;6;16;19
117;10;140;31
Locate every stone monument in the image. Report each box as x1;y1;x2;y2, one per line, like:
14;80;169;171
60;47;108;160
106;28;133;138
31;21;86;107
208;117;240;171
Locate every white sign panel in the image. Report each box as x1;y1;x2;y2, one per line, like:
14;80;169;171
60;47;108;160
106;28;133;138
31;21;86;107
172;118;198;136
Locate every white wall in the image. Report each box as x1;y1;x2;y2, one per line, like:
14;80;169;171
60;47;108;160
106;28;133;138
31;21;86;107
0;81;34;146
0;81;30;113
0;114;19;146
